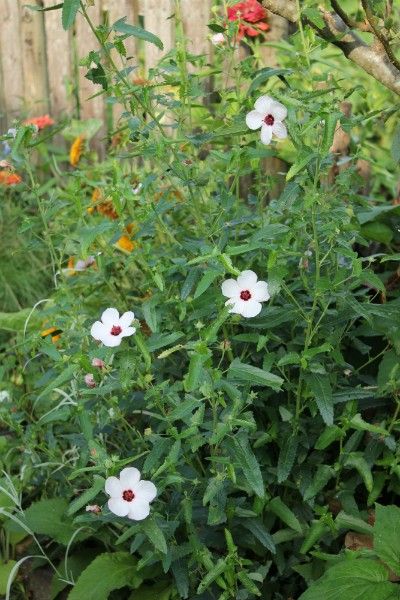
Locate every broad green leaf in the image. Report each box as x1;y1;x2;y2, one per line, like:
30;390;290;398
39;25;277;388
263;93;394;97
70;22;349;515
277;434;297;483
374;504;400;576
268;497;302;533
69;552;142;600
314;425;344;450
142;518;168;554
112;18;163;49
24;498;76;545
298;559;399;600
229;435;265;498
361;222;393;245
228;359;283;391
62;0;80;30
306;373;333;426
67;476;105;516
335;511;373;535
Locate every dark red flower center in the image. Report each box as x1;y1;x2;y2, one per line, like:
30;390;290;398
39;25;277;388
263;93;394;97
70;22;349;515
264;114;274;126
240;290;252;301
122;489;135;502
110;325;122;336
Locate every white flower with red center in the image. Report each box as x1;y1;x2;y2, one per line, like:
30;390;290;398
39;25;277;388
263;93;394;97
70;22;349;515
222;270;270;318
245;95;287;145
105;467;157;521
90;308;136;348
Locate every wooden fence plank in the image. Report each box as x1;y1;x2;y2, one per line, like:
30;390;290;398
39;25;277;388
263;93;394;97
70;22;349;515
140;0;174;71
0;1;24;125
181;0;212;62
43;0;72;117
19;1;49;117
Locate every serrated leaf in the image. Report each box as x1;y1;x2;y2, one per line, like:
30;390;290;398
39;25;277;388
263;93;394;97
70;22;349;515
62;0;80;30
306;373;333;426
242;519;275;553
68;552;142;600
142;518;168;554
286;152;318;181
374;504;400;577
303;465;335;501
67;476;105;516
193;269;220;299
268;497;302;533
277;434;297;483
344;453;373;492
229;435;264;498
112;17;163;49
228;359;283;391
298;559;399;600
24;498;75;545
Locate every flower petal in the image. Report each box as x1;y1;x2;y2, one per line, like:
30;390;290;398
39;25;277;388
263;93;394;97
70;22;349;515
270;101;287;121
108;497;130;517
105;476;122;497
240;300;262;318
91;321;106;341
135;480;157;503
237;270;258;288
221;278;240;298
120;326;136;338
127;500;151;521
119;467;141;489
245;110;263;131
100;333;123;348
101;307;119;326
252;280;270;302
272;121;287;139
260;124;272;145
119;311;135;328
254;95;274;114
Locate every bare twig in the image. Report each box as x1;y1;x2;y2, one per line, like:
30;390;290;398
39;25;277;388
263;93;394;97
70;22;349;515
262;0;400;96
361;0;400;71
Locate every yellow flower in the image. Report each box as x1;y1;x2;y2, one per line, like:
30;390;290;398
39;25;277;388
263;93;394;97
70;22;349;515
70;136;85;167
115;235;136;254
40;326;62;343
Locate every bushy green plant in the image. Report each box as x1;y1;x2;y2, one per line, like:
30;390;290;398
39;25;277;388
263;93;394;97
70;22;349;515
0;1;400;599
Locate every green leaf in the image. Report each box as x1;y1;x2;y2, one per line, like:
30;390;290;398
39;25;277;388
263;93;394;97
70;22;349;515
374;504;400;577
241;519;276;553
303;465;335;501
248;68;293;94
321;112;339;154
197;558;227;594
67;476;105;516
306;373;333;426
228;359;283;391
298;559;400;600
142;298;158;333
268;497;302;533
184;344;211;392
142;518;168;554
361;222;393;245
277;352;301;367
69;552;142;600
344;453;373;492
335;511;374;535
350;414;389;437
391;124;400;162
62;0;80;30
277;434;297;483
286;152;318;181
193;269;220;299
0;560;16;596
229;435;265;498
314;425;344;450
24;498;75;545
112;18;163;49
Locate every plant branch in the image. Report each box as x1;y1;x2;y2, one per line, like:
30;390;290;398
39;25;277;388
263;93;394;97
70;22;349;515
361;0;400;71
262;0;400;96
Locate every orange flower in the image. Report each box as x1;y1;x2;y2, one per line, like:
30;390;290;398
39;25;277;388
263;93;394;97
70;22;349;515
70;136;85;167
115;235;136;254
0;171;22;185
24;114;55;130
40;326;62;343
88;187;118;219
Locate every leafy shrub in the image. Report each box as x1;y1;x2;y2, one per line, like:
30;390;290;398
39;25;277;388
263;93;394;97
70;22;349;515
0;1;400;599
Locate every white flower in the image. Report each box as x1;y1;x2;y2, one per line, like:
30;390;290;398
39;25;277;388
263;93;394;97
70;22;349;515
91;308;136;348
211;32;225;45
105;467;157;521
221;270;270;318
246;95;287;145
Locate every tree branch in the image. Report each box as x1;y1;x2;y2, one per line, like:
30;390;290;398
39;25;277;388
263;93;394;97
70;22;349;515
262;0;400;96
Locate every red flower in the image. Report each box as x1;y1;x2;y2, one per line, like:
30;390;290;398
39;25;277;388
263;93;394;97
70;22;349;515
227;0;269;38
0;171;22;186
24;114;55;130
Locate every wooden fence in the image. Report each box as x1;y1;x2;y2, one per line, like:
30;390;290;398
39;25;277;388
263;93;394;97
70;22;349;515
0;0;213;131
